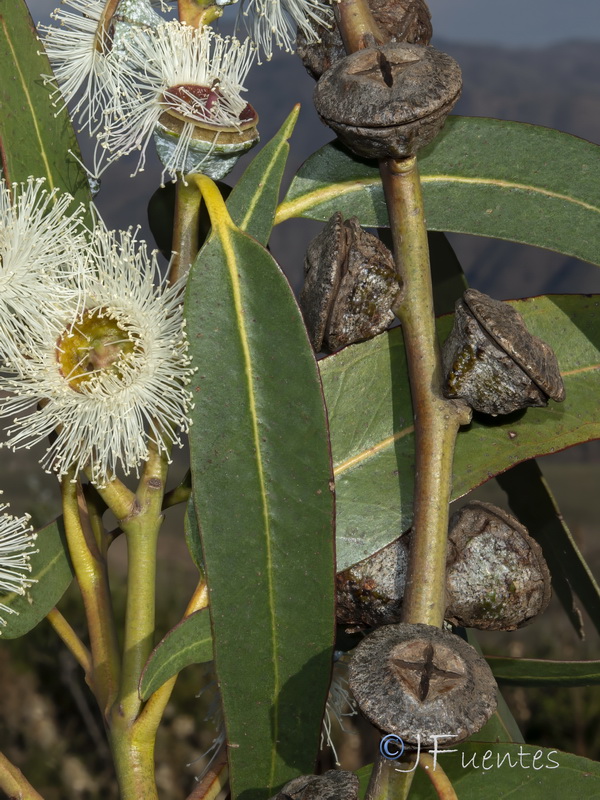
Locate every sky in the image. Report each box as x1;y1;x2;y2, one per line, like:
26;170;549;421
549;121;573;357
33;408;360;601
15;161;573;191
427;0;600;46
27;0;600;45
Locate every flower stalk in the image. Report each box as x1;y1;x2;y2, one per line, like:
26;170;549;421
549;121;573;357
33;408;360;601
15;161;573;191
46;606;92;676
61;473;121;715
0;751;45;800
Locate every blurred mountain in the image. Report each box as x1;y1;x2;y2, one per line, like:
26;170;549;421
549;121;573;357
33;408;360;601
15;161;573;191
93;39;600;300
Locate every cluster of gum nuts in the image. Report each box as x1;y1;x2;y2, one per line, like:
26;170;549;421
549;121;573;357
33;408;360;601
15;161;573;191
271;0;566;795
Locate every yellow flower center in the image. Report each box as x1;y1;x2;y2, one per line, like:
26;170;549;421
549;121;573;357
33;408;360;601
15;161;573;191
56;309;137;391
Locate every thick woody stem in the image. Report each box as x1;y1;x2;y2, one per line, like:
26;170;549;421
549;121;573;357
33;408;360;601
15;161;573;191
333;0;389;52
380;157;470;626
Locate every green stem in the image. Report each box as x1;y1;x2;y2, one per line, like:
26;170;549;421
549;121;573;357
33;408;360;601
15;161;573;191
185;748;228;800
419;753;458;800
61;475;121;715
92;471;137;522
365;753;416;800
380;157;471;626
46;607;92;677
0;752;45;800
134;583;209;745
177;0;223;28
108;443;170;800
114;443;169;723
169;178;202;283
162;469;191;509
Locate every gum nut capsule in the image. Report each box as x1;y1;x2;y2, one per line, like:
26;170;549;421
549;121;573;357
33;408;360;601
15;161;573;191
445;501;552;631
269;770;359;799
296;0;432;80
313;43;462;160
442;289;566;416
348;623;497;748
299;212;401;352
336;535;410;628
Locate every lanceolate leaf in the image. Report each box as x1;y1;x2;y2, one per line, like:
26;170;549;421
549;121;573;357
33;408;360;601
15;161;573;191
0;0;90;206
487;657;600;687
358;745;600;799
322;295;600;570
227;105;299;244
406;745;600;799
2;517;73;639
278;117;600;266
139;609;213;700
185;179;334;799
497;460;600;637
465;630;523;745
184;496;204;574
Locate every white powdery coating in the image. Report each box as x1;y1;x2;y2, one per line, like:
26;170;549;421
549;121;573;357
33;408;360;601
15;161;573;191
240;0;333;61
99;21;256;179
0;502;37;631
0;177;88;364
0;222;194;487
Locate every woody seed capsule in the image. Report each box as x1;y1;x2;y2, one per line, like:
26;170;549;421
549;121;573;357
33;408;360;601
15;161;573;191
443;289;565;416
445;501;552;631
300;212;401;352
349;623;497;748
269;770;359;799
313;43;462;160
297;0;432;80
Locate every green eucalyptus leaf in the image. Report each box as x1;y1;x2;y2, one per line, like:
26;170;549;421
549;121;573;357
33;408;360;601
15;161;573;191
408;744;600;798
279;117;600;266
465;630;523;744
428;232;469;316
358;745;600;799
184;496;204;574
226;105;299;244
0;0;90;206
487;657;600;687
185;184;335;799
139;608;213;701
497;460;600;637
468;697;524;746
2;517;73;639
322;295;600;570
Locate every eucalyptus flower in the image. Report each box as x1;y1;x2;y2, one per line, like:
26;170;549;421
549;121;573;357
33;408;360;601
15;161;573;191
0;502;37;632
40;0;164;136
240;0;333;61
0;177;88;364
98;21;258;180
0;221;194;487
